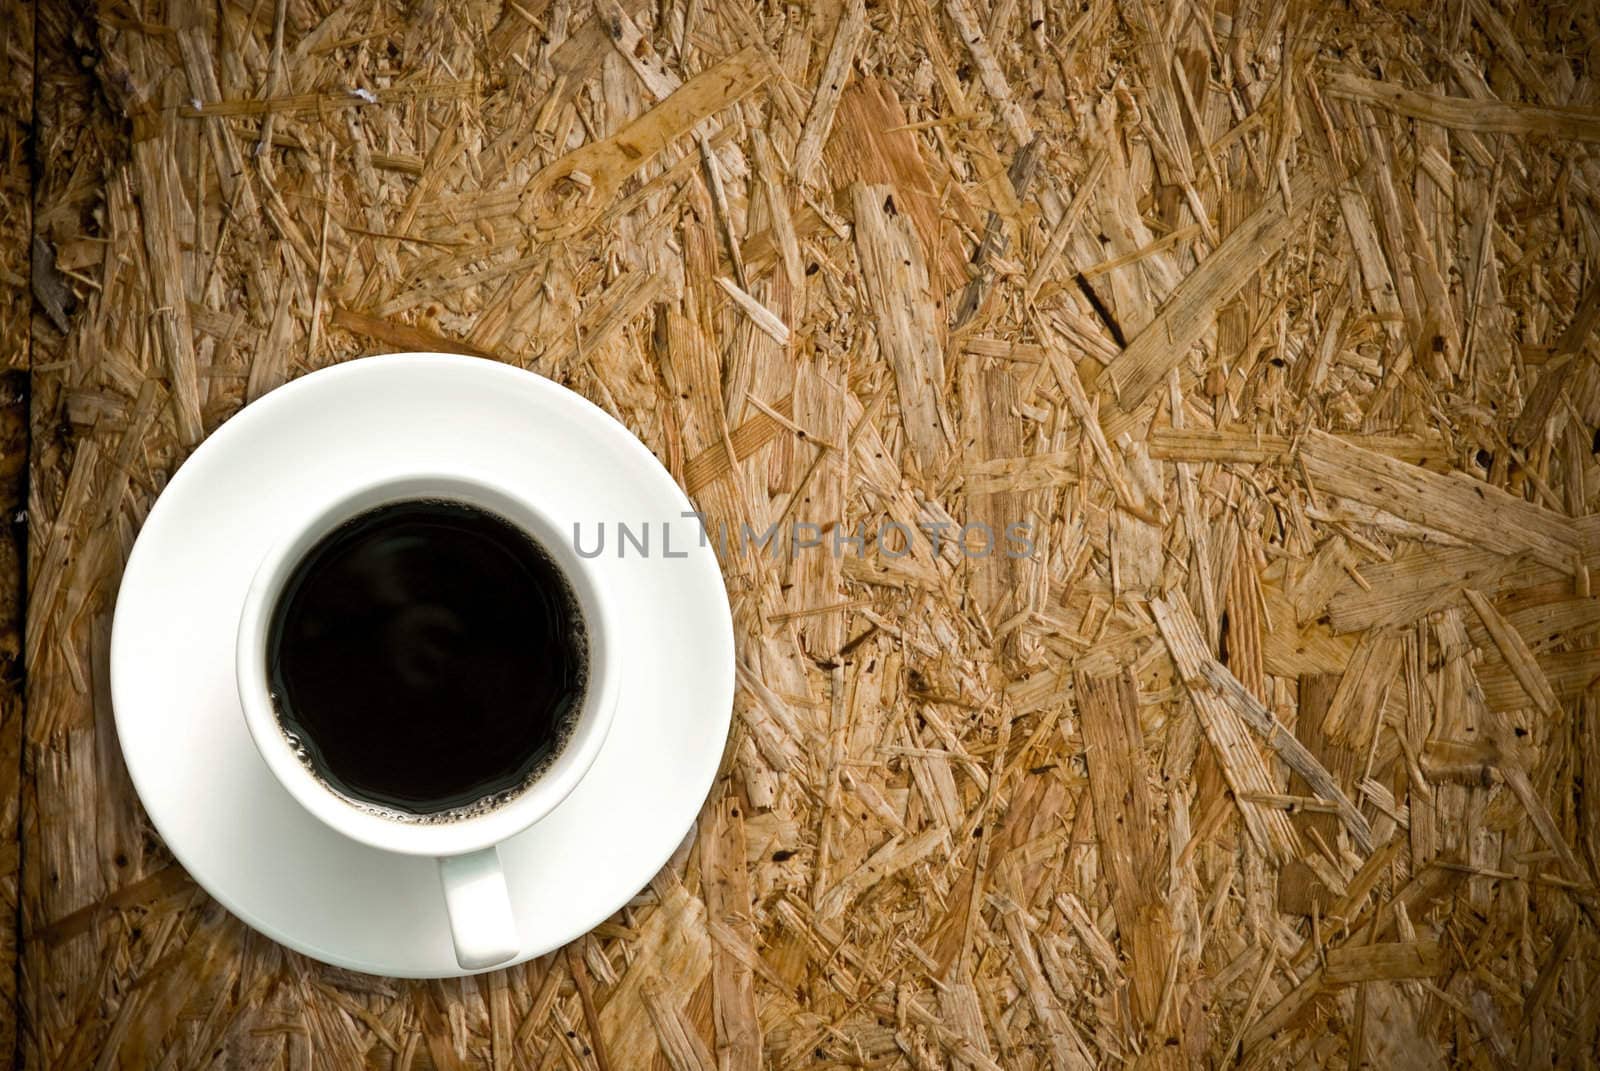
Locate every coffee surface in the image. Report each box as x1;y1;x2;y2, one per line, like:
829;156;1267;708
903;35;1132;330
267;499;586;817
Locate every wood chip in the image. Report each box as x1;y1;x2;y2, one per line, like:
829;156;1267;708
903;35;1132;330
1106;169;1328;409
1324;940;1446;984
1153;593;1301;860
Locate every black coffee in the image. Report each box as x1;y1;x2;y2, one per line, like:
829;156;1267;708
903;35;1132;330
266;499;586;818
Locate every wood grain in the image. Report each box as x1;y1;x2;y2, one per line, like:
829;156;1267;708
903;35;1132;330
8;0;1600;1067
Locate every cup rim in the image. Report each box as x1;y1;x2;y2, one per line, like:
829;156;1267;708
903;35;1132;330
235;467;620;858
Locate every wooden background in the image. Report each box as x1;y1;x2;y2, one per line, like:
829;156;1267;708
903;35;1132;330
5;0;1600;1067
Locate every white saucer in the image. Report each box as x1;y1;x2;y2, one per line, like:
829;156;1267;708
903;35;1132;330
110;354;734;977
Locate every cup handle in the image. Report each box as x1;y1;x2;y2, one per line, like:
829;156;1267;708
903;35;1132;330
438;847;520;970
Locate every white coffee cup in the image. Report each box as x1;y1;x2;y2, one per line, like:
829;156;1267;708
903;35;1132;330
235;470;620;971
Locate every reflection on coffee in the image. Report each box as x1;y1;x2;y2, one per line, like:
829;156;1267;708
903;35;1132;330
266;499;587;819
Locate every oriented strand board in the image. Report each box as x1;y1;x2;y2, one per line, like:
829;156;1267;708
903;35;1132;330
10;0;1600;1067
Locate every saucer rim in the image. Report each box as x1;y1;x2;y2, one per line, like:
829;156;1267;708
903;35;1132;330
109;352;735;976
